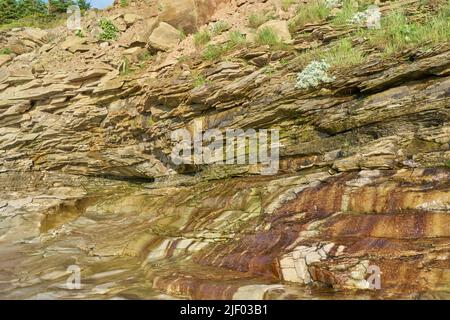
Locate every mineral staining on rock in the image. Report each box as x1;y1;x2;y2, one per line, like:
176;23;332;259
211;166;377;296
0;0;449;300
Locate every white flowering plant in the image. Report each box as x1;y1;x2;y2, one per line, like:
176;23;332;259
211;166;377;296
295;60;336;89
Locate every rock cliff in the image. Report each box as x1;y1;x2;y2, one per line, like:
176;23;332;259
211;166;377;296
0;0;448;299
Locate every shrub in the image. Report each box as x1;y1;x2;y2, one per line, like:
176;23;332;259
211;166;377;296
120;0;128;7
295;60;335;89
99;19;119;41
194;29;211;47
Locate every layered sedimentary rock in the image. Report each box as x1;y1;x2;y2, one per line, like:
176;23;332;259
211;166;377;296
0;0;448;299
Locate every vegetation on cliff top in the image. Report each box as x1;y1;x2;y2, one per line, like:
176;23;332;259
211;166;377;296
0;0;90;30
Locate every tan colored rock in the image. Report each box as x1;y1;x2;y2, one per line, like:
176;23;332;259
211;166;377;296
7;39;30;55
123;47;147;63
60;36;87;51
157;0;229;34
20;28;48;44
123;13;143;26
157;0;197;33
0;55;12;67
148;22;181;52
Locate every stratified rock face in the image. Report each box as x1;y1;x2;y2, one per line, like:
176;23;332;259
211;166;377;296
0;0;449;300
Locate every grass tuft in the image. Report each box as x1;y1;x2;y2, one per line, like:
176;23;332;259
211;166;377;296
289;0;331;32
256;27;281;46
322;38;366;67
248;11;276;29
194;29;212;47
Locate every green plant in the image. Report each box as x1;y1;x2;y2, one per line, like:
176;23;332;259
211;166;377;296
322;38;365;67
0;47;11;54
99;19;119;41
193;74;208;87
137;51;152;68
119;57;131;75
332;0;358;25
296;60;335;89
147;115;155;127
256;27;281;46
211;20;230;35
120;0;128;7
289;0;330;31
194;29;211;47
281;0;296;11
360;7;450;56
265;66;275;76
228;30;246;46
178;55;189;63
178;27;186;41
75;29;84;38
248;11;275;29
202;44;228;60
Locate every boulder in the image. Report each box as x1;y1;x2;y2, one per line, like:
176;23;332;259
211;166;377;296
61;36;87;51
123;13;143;26
157;0;229;34
148;22;181;52
20;28;48;44
257;20;292;43
7;38;31;55
123;19;158;48
157;0;197;34
195;0;229;26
